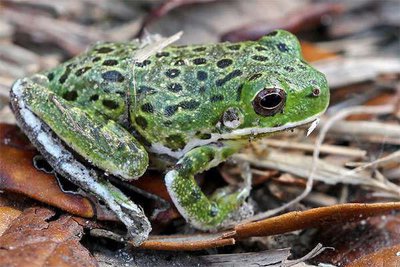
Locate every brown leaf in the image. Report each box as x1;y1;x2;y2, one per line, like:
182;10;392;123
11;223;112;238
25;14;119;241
0;207;97;267
0;123;96;218
312;214;400;265
0;206;21;236
347;244;400;267
235;202;400;238
300;41;337;62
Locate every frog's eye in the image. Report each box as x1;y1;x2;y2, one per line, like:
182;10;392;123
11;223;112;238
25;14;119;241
252;88;286;116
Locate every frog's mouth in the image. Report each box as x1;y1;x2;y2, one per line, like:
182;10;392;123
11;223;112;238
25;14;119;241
149;112;323;159
218;112;322;140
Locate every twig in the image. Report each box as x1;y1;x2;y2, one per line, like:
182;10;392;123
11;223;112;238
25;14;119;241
261;139;367;158
324;120;400;139
346;150;400;175
313;57;400;88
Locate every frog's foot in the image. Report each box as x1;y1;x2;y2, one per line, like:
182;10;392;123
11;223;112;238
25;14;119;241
10;77;151;246
164;141;251;230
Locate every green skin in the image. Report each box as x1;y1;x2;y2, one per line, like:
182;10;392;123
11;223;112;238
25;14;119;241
11;30;329;230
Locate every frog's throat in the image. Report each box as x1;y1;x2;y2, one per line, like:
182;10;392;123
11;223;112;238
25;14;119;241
149;112;323;159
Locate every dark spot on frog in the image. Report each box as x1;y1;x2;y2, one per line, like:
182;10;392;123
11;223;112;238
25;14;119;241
75;66;91;76
165;134;186;151
135;116;148;130
174;59;185;66
167;83;183;93
199;86;206;93
89;94;99;101
102;70;125;82
216;69;242;86
236;83;244;101
62;90;78;101
179;100;200;110
164;105;178;117
131;129;151;147
248;73;262;81
165;69;180;78
102;59;119;66
209;203;219;217
191;189;202;201
47;72;54;81
197;132;211;140
137;85;156;95
193;47;206;52
223;108;239;123
197;71;208;81
252;55;268;61
59;65;74;84
102;99;119;109
92;57;101;62
163;120;173;126
267;30;278;36
298;62;307;70
255;46;267;51
277;42;288;52
156;52;170;58
193;58;207;65
141;103;154;113
284;66;295;72
216;59;233;69
95;47;114;54
227;44;241;50
135;60;151;67
210;94;224;102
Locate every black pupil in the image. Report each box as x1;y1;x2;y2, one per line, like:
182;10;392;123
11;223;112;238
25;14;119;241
260;93;282;109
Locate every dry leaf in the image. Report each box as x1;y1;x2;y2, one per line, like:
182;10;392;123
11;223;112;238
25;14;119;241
0;124;96;218
313;214;400;265
0;207;97;267
347;244;400;267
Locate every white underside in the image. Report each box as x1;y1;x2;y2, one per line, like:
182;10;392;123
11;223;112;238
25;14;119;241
149;113;323;159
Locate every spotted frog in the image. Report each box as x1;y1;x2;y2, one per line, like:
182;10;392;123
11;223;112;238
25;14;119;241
10;30;329;245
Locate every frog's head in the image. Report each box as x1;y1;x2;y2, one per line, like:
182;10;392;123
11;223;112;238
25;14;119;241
219;30;329;139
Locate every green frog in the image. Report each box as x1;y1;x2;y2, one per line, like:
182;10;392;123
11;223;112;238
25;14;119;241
10;30;329;245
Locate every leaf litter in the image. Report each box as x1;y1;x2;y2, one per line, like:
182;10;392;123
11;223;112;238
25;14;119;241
0;0;399;266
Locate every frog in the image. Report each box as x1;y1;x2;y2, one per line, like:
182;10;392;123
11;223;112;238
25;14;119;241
10;30;329;246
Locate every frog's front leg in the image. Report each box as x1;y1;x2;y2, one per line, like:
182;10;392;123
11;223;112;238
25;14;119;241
10;76;151;245
165;141;251;230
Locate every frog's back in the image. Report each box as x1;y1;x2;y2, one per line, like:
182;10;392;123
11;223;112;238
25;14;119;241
44;42;139;123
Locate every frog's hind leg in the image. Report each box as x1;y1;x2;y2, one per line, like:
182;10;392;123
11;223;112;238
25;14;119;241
165;141;252;230
10;76;151;245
